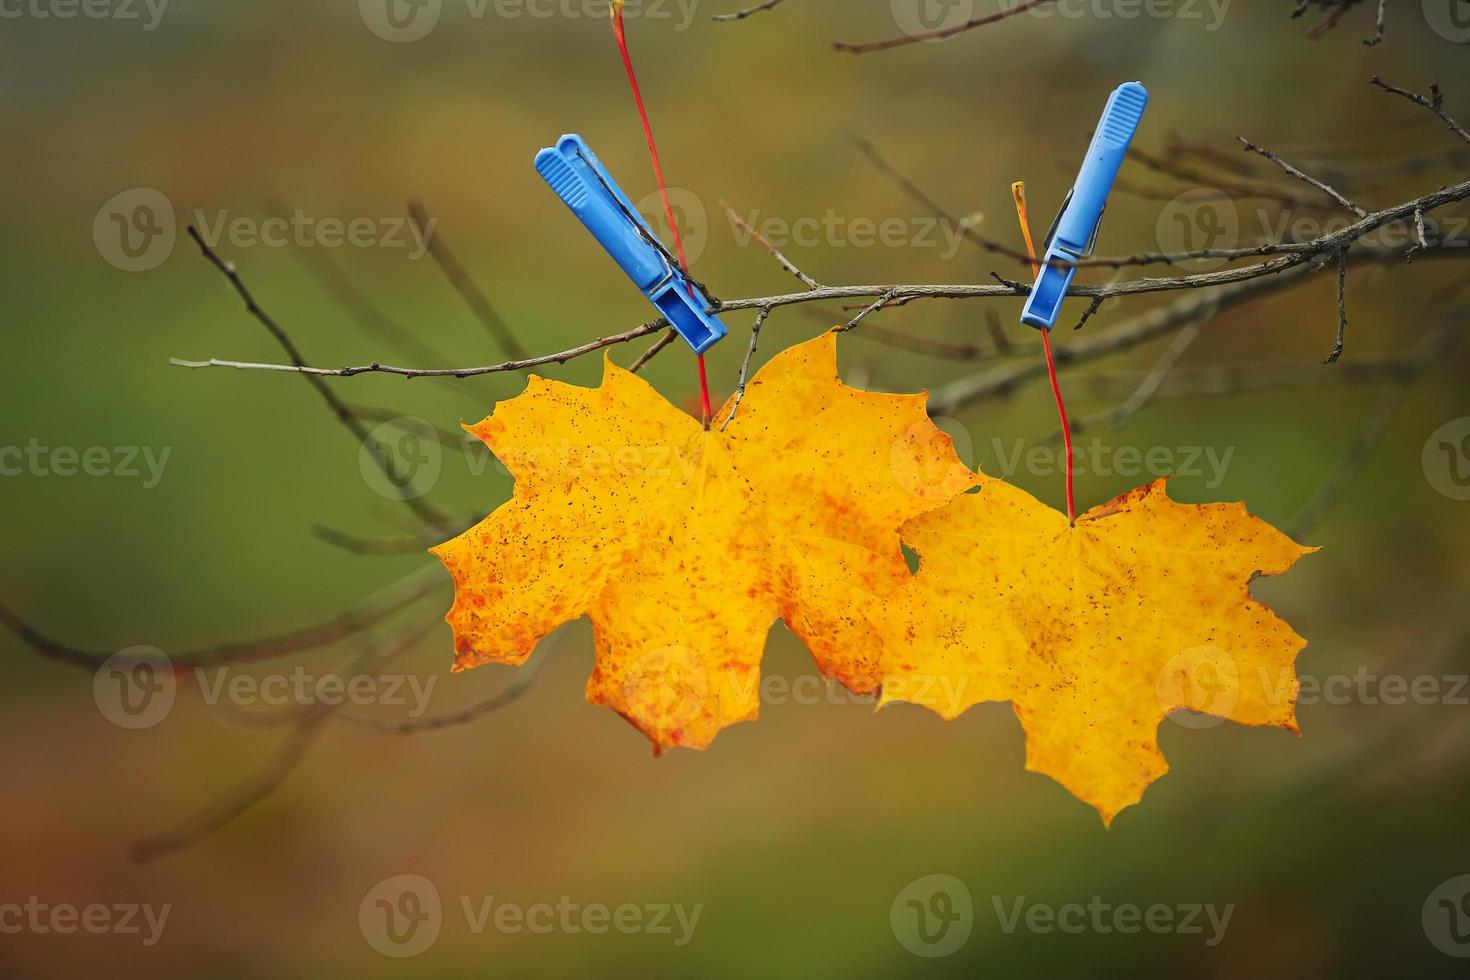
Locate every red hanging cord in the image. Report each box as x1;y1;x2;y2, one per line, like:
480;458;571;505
1012;182;1077;524
610;3;714;426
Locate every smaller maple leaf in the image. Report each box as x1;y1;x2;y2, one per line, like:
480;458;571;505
431;333;974;752
872;475;1318;825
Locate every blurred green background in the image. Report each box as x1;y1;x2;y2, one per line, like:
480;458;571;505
2;1;1469;976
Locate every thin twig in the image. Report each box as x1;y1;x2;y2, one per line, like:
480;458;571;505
343;407;467;447
1327;249;1349;364
833;0;1053;54
629;328;679;373
313;521;476;556
1068;316;1208;435
926;242;1464;414
1238;138;1369;217
851;135;1030;266
711;0;786;22
1074;327;1460;401
174;319;666;379
852;322;1018;361
1;564;444;671
1291;313;1469;537
836;289;898;332
721;308;771;430
1370;77;1470;148
1364;0;1387;45
1128;145;1332;210
185;227;453;527
172;182;1470;386
341;640;552;734
129;615;439;863
409;201;527;360
260;198;476;393
723;203;823;288
1072;297;1106;331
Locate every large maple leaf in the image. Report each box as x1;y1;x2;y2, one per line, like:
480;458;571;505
873;475;1317;824
431;333;975;750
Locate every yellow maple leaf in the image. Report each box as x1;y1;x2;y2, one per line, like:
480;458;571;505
874;474;1317;824
431;333;975;751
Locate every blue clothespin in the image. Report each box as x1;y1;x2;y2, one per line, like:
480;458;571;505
1020;82;1149;331
535;134;728;355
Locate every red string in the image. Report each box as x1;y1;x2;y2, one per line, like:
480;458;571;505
1012;182;1076;524
1041;329;1076;523
610;4;713;426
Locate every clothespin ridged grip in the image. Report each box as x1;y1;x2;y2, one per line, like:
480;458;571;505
1021;82;1150;331
535;134;728;354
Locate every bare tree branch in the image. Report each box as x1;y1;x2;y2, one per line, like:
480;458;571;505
261;197;475;391
341;642;551;734
186;227;454;527
833;0;1053;54
851;135;1029;266
1238;138;1369;217
409;201;527;360
1371;77;1470;148
169;168;1470;383
1;564;444;671
926;242;1465;415
312;521;475;556
711;0;786;22
629;328;680;373
723;202;823;288
1364;0;1388;45
720;307;771;430
1068;316;1208;435
174;319;667;379
1291;312;1469;537
1327;249;1350;364
129;614;439;863
1127;145;1333;210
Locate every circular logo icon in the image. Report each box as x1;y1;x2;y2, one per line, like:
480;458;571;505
1424;0;1470;42
359;418;443;501
635;187;709;268
620;645;711;735
360;874;442;958
1423;418;1470;501
1423;875;1470;957
889;0;978;41
1156;645;1240;729
890;417;976;503
890;874;973;957
360;0;443;42
1155;189;1239;270
93;646;176;729
93;188;176;272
